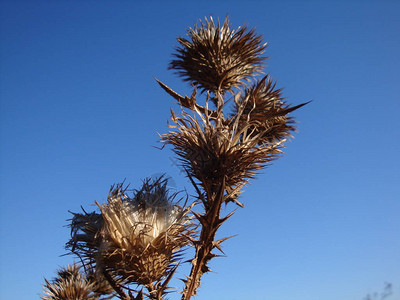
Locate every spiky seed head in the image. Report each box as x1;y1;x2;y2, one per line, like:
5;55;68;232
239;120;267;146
161;111;284;198
41;264;98;300
95;178;193;286
66;178;195;290
233;75;299;145
161;76;307;199
169;16;267;94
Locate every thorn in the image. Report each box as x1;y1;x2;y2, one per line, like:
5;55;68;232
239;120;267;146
211;234;237;257
201;264;211;273
211;235;237;255
227;197;244;207
134;290;143;300
209;252;226;258
215;235;238;245
160;264;179;291
155;78;185;102
217;209;236;226
191;211;208;227
287;101;311;113
211;241;225;254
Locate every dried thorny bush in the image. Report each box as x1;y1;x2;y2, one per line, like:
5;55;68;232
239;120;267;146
160;17;307;200
161;93;300;202
157;16;307;299
44;15;306;300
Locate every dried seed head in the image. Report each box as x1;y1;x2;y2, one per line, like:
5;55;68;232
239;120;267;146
41;264;98;300
161;76;307;200
96;179;193;286
233;75;300;145
161;110;283;198
67;177;194;288
169;16;267;94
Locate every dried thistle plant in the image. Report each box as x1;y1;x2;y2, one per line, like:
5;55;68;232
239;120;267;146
66;177;195;300
45;15;306;300
157;16;307;299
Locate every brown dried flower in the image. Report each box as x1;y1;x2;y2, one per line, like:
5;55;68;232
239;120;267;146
233;75;309;145
96;179;192;287
161;106;284;200
41;264;99;300
169;16;267;94
67;177;194;297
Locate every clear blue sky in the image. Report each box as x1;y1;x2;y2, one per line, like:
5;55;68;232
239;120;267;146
1;1;399;299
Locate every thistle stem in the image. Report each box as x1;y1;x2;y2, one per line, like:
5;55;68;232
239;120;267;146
182;180;225;300
181;90;230;300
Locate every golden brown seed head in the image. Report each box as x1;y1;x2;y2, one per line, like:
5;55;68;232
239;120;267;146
97;180;192;286
169;16;267;94
41;264;98;300
67;177;194;287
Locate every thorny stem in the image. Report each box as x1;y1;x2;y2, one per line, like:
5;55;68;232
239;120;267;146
182;177;226;300
181;91;231;300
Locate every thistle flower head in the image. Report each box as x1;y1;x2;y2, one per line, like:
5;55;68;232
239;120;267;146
97;178;193;286
41;264;98;300
169;16;267;94
161;109;284;201
100;181;186;248
233;75;306;145
67;177;194;289
161;77;307;203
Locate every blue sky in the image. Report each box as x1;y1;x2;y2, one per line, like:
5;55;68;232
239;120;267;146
1;1;399;299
